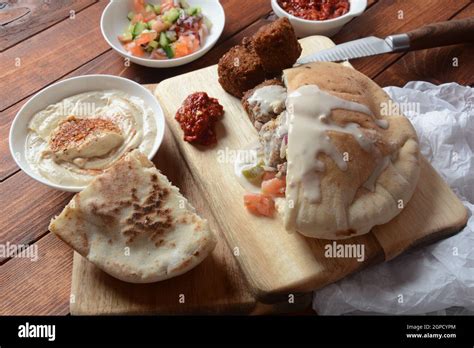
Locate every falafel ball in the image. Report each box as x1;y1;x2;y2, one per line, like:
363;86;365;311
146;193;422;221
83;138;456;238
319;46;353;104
251;18;302;74
217;45;266;98
242;79;286;130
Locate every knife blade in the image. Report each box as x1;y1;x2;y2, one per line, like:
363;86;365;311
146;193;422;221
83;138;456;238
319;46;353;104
296;34;409;64
296;17;474;64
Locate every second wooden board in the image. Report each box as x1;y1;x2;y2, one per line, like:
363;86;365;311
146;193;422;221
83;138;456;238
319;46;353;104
155;36;468;301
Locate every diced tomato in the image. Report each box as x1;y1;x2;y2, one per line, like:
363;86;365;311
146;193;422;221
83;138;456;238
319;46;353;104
161;0;175;13
261;177;286;197
143;11;157;22
131;13;144;24
135;31;157;45
244;194;275;217
189;35;200;52
173;41;189;58
151;50;168;60
262;171;276;181
151;19;168;33
124;42;145;57
173;35;200;58
134;0;146;13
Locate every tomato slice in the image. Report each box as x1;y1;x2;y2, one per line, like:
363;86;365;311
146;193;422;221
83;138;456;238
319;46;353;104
131;13;144;24
135;31;157;45
161;0;175;13
151;19;168;33
124;42;145;57
143;11;157;22
173;40;190;58
261;177;286;197
244;194;275;217
262;171;276;182
173;35;200;58
133;0;145;14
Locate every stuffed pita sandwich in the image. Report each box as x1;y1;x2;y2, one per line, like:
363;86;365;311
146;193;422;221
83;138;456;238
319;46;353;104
240;62;420;240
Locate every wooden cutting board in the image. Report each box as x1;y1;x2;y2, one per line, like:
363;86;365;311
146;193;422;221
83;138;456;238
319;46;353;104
71;36;467;314
154;36;468;300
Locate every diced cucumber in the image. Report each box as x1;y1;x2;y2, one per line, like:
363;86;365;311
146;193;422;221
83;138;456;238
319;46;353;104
119;32;133;42
179;0;190;9
133;21;147;36
146;45;155;53
153;4;161;14
148;40;159;49
159;32;169;47
165;30;177;42
162;8;180;23
127;11;135;21
127;22;136;34
147;19;157;30
242;163;264;184
145;3;154;13
185;6;201;16
163;45;174;58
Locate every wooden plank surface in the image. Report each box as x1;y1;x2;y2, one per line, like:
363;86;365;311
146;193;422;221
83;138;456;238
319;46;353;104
155;36;468;299
0;0;97;51
0;233;72;315
0;0;110;112
332;0;472;79
0;172;72;263
374;3;474;87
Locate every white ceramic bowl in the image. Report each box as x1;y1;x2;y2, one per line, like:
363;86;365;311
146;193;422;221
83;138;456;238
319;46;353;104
9;75;166;192
271;0;367;37
101;0;225;68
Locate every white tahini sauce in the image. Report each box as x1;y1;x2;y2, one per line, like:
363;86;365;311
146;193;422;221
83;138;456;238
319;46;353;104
248;85;287;116
362;155;390;192
374;118;389;129
285;85;377;212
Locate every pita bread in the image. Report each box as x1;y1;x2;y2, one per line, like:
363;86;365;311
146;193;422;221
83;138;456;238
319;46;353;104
282;62;420;239
49;150;216;283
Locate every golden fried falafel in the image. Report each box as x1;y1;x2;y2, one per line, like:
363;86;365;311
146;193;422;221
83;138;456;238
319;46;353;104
217;18;301;98
217;45;266;98
251;18;302;74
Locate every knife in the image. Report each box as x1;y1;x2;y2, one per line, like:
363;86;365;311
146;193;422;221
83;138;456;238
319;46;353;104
297;17;474;64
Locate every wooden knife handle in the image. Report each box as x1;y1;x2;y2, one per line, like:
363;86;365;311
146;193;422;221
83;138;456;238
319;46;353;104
407;17;474;50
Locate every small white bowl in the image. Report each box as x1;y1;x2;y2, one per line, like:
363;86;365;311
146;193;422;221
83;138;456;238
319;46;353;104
9;75;166;192
101;0;225;68
271;0;367;37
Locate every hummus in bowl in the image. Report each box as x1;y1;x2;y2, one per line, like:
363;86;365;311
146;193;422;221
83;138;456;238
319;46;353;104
26;90;157;187
10;75;165;192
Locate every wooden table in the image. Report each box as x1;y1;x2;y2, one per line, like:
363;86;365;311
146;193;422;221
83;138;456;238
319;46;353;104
1;0;473;315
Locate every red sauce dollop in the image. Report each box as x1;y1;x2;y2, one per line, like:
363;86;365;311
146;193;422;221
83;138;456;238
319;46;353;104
175;92;224;146
278;0;350;21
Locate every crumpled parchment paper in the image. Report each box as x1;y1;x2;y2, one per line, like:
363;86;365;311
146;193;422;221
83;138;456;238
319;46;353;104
313;81;474;315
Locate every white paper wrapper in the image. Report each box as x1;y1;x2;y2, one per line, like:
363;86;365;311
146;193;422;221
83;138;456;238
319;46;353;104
313;81;474;315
